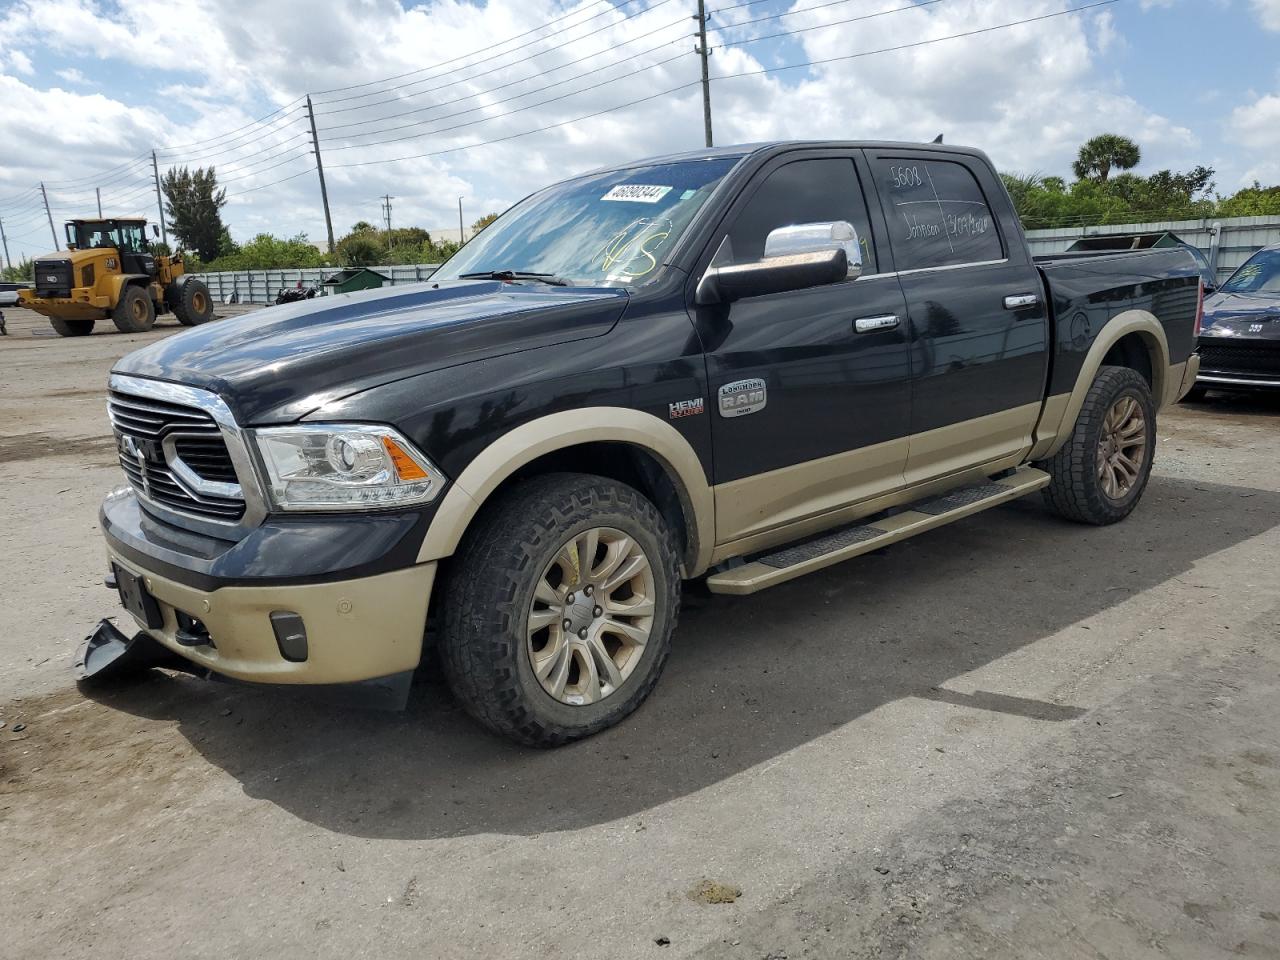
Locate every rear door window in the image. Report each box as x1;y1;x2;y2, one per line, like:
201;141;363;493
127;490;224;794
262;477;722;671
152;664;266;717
873;157;1003;270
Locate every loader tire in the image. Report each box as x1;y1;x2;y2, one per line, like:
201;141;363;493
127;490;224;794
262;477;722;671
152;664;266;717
112;285;156;333
50;317;95;337
172;278;214;326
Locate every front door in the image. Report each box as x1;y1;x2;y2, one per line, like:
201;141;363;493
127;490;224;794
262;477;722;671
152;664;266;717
692;152;912;545
864;149;1050;484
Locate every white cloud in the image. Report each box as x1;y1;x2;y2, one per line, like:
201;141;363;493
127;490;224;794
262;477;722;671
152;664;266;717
0;0;1232;263
1251;0;1280;30
55;67;87;84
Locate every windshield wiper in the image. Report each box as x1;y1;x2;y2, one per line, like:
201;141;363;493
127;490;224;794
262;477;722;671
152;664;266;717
459;270;571;286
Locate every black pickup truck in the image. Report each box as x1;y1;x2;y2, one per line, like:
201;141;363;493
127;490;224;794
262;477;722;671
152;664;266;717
86;141;1203;745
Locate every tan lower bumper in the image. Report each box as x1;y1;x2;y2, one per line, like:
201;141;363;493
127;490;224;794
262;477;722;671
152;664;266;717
106;548;436;684
1179;353;1202;397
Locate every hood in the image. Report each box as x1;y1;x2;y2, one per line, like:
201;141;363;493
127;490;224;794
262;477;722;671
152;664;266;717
1201;291;1280;343
113;280;629;423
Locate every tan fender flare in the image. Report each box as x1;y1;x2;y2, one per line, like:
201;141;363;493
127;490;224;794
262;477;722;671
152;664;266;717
416;407;716;577
1030;309;1171;461
108;273;152;302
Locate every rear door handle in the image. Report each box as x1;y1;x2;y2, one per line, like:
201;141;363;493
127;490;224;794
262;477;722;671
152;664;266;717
1003;293;1040;310
854;314;900;333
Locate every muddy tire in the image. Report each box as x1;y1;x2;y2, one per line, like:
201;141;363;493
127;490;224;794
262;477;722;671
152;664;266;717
440;473;681;747
171;278;214;326
111;285;155;333
50;317;95;337
1037;366;1156;525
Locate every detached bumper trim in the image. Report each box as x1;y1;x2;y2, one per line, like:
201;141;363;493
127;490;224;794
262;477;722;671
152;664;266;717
106;546;436;685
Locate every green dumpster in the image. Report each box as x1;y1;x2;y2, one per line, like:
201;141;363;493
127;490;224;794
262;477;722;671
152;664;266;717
321;267;391;296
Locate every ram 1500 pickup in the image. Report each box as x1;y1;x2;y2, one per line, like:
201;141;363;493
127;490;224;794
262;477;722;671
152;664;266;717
85;141;1203;745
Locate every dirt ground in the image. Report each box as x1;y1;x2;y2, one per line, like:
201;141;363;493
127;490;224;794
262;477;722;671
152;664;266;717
1;305;1278;960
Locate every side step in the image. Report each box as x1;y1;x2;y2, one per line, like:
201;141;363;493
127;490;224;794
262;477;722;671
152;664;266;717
705;466;1050;596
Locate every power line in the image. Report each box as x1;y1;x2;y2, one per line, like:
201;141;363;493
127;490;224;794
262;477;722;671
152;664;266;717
320;44;690;151
224;165;318;200
327;0;1121;170
318;21;690;134
153;98;308;153
314;0;681;113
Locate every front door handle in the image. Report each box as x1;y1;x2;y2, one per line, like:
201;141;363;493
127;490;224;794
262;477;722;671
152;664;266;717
1003;293;1040;310
854;314;900;333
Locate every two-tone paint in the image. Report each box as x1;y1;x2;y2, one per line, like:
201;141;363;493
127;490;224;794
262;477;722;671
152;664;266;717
101;140;1202;691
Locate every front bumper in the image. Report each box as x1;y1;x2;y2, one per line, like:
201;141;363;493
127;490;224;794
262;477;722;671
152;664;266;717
100;488;437;686
1195;338;1280;390
19;288;111;320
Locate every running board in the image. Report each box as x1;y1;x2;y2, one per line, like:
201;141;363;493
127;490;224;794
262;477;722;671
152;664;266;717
705;466;1050;596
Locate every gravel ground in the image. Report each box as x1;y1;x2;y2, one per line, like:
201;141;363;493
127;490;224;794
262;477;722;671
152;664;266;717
1;305;1278;959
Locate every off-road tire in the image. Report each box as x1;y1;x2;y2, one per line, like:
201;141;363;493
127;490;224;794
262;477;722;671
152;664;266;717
1037;365;1156;525
1180;383;1209;403
50;317;94;337
171;278;214;326
111;285;155;333
440;473;681;747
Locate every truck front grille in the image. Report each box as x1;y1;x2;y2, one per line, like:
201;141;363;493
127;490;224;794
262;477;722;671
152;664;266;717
109;389;246;522
34;259;73;298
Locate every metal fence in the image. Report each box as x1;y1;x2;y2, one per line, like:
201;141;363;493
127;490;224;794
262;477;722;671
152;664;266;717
194;263;441;304
1025;215;1280;284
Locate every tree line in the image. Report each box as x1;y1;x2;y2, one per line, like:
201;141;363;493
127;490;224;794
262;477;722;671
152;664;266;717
1001;133;1280;229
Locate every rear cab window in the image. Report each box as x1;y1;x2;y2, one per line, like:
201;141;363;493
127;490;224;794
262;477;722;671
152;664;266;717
871;156;1004;270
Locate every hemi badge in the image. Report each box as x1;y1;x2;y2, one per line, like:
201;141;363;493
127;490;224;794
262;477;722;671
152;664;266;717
669;398;705;419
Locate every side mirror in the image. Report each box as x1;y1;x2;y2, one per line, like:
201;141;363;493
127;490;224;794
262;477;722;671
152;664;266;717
151;225;160;238
696;220;862;305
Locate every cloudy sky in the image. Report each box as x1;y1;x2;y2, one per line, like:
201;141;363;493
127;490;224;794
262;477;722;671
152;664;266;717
0;0;1277;264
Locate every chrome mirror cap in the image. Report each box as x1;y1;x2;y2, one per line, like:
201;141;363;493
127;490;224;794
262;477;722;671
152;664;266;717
763;221;863;279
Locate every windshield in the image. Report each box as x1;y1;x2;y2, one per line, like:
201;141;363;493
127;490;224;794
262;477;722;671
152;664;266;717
433;158;739;287
1221;248;1280;295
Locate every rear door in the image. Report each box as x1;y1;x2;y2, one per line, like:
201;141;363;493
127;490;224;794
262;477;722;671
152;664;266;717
864;149;1048;484
693;151;912;544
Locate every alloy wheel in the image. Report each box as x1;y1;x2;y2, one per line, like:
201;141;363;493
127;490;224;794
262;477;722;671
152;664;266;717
1097;395;1147;499
526;526;656;706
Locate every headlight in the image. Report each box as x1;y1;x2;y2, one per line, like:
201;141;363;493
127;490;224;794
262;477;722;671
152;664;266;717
252;424;445;510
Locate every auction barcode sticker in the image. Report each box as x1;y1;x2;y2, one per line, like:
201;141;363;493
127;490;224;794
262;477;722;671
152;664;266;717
601;184;673;203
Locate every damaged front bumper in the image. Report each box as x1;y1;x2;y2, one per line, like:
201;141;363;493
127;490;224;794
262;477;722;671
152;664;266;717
87;487;439;708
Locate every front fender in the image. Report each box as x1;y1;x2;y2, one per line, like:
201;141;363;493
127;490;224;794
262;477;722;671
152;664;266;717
415;407;716;577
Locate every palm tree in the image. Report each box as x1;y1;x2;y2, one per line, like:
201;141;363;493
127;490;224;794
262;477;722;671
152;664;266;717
1072;134;1142;183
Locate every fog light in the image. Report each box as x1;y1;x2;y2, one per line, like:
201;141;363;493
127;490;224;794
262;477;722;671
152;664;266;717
270;611;309;662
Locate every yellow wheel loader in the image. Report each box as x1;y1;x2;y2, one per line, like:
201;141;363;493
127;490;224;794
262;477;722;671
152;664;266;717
18;218;215;337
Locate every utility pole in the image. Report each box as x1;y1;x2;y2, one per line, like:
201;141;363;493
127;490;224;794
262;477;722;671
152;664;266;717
306;95;336;255
457;196;465;245
0;216;11;270
694;0;713;148
381;194;394;249
96;187;103;218
150;151;168;246
40;182;57;248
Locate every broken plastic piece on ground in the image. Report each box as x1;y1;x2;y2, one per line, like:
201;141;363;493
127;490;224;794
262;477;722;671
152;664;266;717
74;618;196;684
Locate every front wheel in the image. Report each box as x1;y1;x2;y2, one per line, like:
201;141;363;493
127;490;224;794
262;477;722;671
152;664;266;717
440;473;681;747
50;317;95;337
111;285;155;333
1037;365;1156;525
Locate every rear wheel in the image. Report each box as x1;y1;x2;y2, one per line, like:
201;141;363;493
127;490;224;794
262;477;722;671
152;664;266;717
111;285;155;333
1037;366;1156;525
50;317;95;337
440;473;681;747
172;278;214;326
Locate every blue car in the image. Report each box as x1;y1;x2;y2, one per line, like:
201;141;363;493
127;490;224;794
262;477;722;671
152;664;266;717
1189;243;1280;398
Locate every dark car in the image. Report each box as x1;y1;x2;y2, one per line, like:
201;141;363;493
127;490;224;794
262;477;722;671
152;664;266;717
1189;243;1280;398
